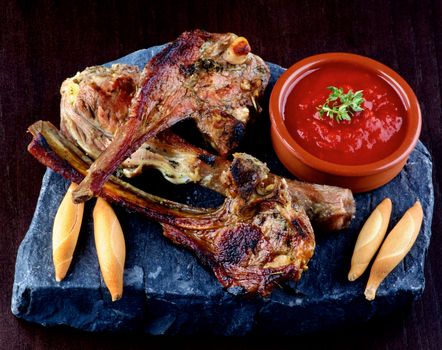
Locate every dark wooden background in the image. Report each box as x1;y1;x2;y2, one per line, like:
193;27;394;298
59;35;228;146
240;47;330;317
1;0;441;348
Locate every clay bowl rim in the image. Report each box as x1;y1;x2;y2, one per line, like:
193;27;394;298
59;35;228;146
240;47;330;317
269;52;422;177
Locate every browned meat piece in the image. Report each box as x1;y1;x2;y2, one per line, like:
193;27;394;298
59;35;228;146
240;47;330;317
72;30;270;202
60;64;141;163
60;64;209;182
60;63;355;231
28;121;315;295
162;153;315;294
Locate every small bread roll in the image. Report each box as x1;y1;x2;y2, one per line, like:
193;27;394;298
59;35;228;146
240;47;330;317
93;197;126;301
365;201;423;301
53;183;84;282
348;198;392;281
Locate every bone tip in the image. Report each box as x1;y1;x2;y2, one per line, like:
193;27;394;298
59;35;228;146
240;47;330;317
28;120;44;134
233;37;251;56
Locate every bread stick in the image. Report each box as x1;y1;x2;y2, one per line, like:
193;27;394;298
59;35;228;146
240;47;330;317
93;197;126;301
52;183;84;281
364;201;423;301
348;198;392;281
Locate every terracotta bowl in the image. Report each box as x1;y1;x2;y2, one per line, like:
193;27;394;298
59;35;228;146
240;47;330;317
269;53;421;193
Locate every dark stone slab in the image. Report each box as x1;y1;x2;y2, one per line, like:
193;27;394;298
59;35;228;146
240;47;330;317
11;45;434;335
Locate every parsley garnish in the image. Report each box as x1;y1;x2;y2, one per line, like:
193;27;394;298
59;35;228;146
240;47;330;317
317;86;365;122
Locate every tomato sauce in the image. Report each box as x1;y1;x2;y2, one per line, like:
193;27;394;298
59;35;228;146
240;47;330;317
283;62;406;165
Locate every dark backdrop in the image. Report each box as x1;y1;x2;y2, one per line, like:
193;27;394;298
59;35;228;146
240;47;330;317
1;1;441;349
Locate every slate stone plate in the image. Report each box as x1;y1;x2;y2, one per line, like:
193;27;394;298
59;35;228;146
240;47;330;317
11;45;434;335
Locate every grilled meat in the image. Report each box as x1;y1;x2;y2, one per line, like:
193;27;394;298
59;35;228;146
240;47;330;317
162;153;315;294
60;63;206;182
28;121;314;295
60;64;141;171
71;30;270;202
60;63;355;231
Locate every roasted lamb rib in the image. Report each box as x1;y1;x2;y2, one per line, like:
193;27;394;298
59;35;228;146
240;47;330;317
60;63;355;231
71;30;270;202
28;121;314;295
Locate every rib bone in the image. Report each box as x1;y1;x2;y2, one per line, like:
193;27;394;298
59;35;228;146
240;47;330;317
28;121;315;295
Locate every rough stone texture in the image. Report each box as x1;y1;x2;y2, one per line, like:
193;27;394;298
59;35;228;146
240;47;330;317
11;45;434;335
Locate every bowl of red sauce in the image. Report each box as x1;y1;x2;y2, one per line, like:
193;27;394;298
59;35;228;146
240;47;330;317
269;53;421;193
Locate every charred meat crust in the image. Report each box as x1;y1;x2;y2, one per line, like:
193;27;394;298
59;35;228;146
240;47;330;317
230;122;246;149
230;156;262;200
216;224;261;265
197;153;217;165
291;218;309;238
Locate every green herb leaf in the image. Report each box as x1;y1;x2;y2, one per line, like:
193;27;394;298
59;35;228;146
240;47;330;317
317;86;365;122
